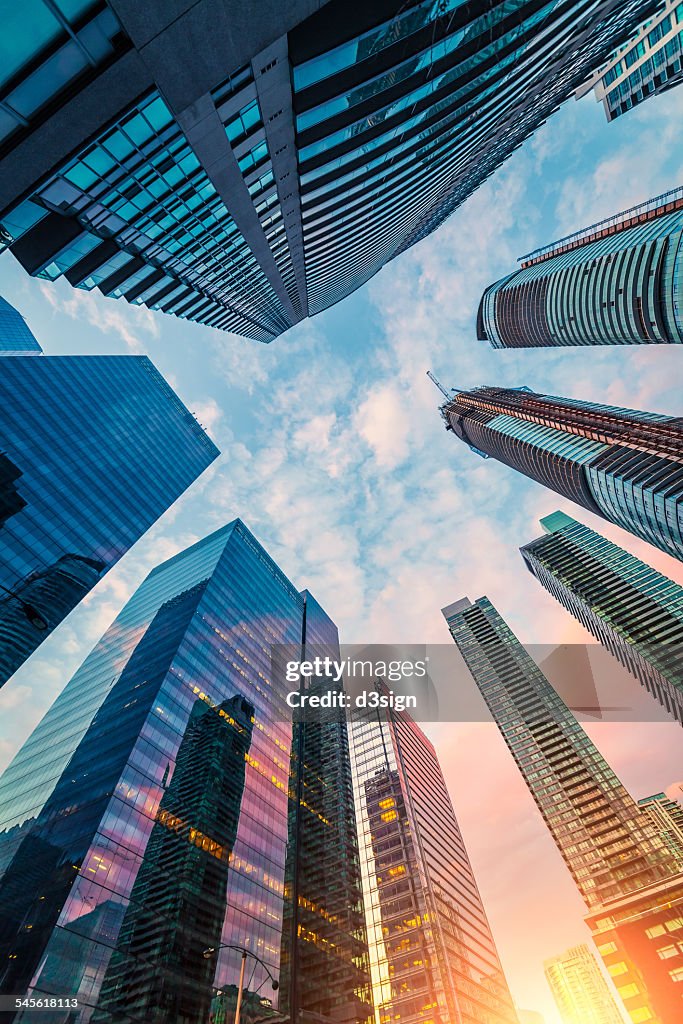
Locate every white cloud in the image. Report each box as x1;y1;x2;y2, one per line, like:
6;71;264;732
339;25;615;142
39;280;160;353
189;396;223;436
354;383;409;469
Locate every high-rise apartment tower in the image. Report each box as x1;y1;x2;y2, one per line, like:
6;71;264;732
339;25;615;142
444;596;683;1024
521;511;683;725
437;383;683;562
576;0;683;121
544;944;624;1024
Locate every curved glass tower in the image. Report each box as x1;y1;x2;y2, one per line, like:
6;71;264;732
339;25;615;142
0;0;660;341
477;188;683;348
438;384;683;562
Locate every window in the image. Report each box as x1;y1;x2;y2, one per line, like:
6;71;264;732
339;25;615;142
625;41;646;67
656;946;678;959
618;983;640;998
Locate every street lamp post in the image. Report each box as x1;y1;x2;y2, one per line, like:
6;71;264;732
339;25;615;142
234;950;247;1024
203;943;278;1024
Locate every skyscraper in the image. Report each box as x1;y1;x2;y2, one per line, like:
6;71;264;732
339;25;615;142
93;693;255;1024
521;511;683;726
437;383;683;562
443;596;683;1024
0;0;659;341
349;681;519;1024
544;944;624;1024
576;0;683;122
638;793;683;868
476;186;683;348
280;595;373;1024
0;520;371;1024
0;295;41;354
0;354;218;687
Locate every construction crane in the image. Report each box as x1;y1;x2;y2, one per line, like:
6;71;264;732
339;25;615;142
426;369;452;399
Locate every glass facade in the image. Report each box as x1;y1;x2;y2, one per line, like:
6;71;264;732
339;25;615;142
439;385;683;562
0;294;41;354
477;190;683;348
543;944;625;1024
521;511;683;726
0;354;218;688
443;596;683;1024
0;521;371;1024
279;594;373;1024
638;793;683;869
0;0;661;340
578;0;683;121
0;2;127;149
349;682;518;1024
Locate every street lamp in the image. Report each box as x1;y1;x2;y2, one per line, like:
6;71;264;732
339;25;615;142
202;944;278;1024
0;582;49;631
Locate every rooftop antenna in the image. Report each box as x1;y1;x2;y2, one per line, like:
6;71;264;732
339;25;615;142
426;370;452;400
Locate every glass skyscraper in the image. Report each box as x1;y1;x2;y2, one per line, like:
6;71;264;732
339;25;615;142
279;596;373;1024
477;186;683;347
443;596;683;1024
576;0;683;121
349;682;518;1024
437;384;683;562
0;354;218;688
0;0;659;341
543;944;624;1024
0;520;371;1024
521;511;683;726
0;294;41;354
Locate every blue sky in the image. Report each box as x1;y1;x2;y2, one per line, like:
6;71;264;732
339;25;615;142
1;82;683;1023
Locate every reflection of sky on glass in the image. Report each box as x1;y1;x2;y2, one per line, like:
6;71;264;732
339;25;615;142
1;82;683;1023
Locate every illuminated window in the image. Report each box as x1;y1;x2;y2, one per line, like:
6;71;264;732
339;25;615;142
630;1009;653;1022
618;983;640;998
609;962;628;977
